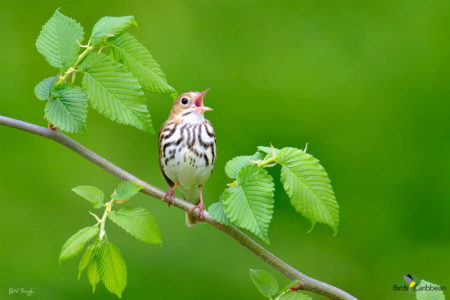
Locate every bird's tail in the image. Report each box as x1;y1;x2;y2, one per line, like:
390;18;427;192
179;186;200;227
185;213;197;227
185;212;206;226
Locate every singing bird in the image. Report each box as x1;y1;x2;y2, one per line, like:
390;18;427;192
158;89;216;226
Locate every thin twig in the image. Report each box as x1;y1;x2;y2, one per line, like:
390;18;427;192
0;115;357;300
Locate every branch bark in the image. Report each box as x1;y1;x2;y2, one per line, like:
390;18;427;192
0;115;357;300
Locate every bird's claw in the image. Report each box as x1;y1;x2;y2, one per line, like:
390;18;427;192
162;189;176;207
189;201;205;220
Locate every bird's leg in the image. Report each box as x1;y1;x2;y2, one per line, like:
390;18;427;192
189;186;205;220
162;183;180;207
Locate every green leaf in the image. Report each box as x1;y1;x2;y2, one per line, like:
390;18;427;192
95;241;127;298
112;181;143;201
416;280;446;300
109;33;176;94
208;200;231;226
35;76;57;100
91;16;137;44
279;292;312;300
249;269;279;298
72;186;104;208
108;207;162;245
78;244;94;279
44;84;88;133
225;152;263;179
80;53;153;133
223;164;274;243
258;145;279;156
36;9;84;71
277;147;339;234
87;259;100;293
59;226;99;262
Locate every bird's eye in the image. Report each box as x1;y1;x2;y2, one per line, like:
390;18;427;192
181;98;188;105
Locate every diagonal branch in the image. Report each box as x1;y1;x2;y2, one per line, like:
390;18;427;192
0;115;357;300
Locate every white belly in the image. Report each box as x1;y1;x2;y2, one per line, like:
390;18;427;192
165;147;214;187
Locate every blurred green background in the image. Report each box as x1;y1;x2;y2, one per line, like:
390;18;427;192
1;0;449;299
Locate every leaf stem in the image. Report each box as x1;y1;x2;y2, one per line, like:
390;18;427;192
57;44;94;84
89;211;102;223
99;199;113;241
253;144;279;168
257;156;277;168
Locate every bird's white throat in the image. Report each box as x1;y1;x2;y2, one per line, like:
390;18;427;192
181;111;205;124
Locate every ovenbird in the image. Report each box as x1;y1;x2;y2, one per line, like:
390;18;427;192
158;89;216;226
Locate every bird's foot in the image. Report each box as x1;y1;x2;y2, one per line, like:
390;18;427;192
189;201;205;220
162;188;176;207
162;183;180;207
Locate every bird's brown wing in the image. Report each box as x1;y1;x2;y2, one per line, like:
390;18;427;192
205;119;217;174
158;121;175;188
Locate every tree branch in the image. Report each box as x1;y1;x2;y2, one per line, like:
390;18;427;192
0;115;357;300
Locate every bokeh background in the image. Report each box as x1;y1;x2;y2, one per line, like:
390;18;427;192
1;0;449;299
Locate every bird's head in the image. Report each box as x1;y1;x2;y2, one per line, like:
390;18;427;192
169;89;212;121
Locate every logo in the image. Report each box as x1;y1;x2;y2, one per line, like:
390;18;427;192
393;275;446;295
392;274;420;294
403;275;419;294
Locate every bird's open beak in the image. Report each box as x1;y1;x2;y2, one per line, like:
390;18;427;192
195;88;213;112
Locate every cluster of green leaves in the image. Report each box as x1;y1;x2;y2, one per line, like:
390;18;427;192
35;9;176;134
60;181;162;298
250;269;311;300
416;280;446;300
208;145;339;243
